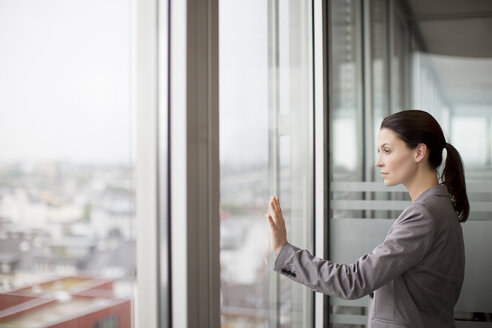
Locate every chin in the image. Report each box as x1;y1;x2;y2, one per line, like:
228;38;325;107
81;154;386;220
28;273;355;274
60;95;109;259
383;179;397;187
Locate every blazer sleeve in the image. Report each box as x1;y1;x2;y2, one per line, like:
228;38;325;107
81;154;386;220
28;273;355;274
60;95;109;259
273;203;436;300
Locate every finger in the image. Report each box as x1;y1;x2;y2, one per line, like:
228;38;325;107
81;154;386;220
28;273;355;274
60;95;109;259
275;197;282;216
272;198;282;219
271;197;278;213
266;214;275;228
270;199;277;217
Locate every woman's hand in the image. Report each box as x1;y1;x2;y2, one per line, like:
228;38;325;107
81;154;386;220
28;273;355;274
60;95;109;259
266;196;287;255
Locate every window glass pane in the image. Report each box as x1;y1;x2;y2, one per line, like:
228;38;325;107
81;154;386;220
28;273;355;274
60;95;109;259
370;0;390;181
416;52;492;322
219;1;269;325
219;0;314;326
371;0;389;120
330;0;492;326
329;1;412;326
0;1;135;327
331;0;363;183
330;1;369;326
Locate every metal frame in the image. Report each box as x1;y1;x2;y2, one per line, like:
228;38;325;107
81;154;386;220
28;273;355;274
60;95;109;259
137;0;219;327
314;0;329;327
158;0;171;326
170;0;220;327
136;0;164;326
267;1;281;326
361;0;373;184
136;0;331;326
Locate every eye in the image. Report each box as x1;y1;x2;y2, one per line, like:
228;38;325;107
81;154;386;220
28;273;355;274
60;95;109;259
383;148;390;154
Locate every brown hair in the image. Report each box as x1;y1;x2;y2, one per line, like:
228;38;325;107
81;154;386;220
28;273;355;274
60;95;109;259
381;110;469;222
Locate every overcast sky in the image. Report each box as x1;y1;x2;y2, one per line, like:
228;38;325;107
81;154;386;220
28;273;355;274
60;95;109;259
0;0;132;164
0;0;270;167
219;0;269;167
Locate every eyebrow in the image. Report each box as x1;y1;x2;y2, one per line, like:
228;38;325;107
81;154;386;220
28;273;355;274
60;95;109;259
377;143;390;152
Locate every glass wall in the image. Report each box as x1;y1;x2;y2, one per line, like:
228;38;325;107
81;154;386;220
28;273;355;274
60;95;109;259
330;0;364;183
329;0;492;326
370;0;390;147
329;0;411;326
0;1;135;327
409;5;492;324
413;48;492;326
219;0;314;326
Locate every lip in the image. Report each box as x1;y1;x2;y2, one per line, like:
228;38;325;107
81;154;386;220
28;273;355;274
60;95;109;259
381;172;389;176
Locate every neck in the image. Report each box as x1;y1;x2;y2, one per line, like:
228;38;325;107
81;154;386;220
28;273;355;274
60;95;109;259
405;169;439;202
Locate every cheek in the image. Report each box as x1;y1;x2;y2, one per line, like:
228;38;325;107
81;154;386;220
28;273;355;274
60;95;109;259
392;153;416;176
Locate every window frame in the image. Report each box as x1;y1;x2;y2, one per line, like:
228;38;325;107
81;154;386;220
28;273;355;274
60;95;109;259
314;0;329;327
136;0;167;327
136;0;220;327
136;0;329;326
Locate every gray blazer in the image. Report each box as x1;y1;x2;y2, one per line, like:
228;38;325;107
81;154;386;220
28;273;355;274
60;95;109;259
274;184;465;328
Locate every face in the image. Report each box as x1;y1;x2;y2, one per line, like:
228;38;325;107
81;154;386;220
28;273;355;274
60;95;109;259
376;128;419;187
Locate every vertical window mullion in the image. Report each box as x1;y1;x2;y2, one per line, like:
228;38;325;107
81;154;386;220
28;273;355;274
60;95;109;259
169;0;220;327
136;0;161;327
314;0;328;326
267;0;281;326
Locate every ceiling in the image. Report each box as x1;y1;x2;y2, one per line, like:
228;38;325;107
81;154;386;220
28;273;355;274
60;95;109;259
405;0;492;57
404;0;492;110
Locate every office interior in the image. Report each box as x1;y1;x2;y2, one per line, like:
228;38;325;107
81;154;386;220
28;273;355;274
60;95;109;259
0;0;491;327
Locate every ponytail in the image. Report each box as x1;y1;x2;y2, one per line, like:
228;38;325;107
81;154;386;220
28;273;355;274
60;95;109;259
442;143;469;222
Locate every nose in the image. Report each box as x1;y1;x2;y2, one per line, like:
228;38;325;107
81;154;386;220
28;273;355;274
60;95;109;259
375;152;383;168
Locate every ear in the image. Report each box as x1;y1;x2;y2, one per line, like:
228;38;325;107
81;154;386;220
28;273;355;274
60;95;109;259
415;143;428;163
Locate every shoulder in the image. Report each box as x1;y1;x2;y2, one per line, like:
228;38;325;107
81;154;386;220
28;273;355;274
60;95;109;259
414;184;450;206
413;184;454;220
397;202;433;225
391;202;437;242
403;185;450;216
391;186;451;237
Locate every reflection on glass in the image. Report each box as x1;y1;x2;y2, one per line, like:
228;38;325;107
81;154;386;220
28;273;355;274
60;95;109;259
331;0;363;182
330;0;364;230
219;0;314;326
371;0;389;119
330;0;492;325
330;1;368;326
329;1;412;326
219;1;269;326
0;1;135;327
417;53;492;322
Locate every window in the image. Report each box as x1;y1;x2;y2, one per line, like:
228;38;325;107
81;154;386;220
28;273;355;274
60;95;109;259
0;1;136;326
416;53;492;323
329;1;412;326
219;0;315;326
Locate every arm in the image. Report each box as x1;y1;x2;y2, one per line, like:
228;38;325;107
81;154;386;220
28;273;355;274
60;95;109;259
268;201;436;300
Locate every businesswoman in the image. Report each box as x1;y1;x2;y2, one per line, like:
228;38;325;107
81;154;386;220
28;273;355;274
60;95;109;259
266;110;469;328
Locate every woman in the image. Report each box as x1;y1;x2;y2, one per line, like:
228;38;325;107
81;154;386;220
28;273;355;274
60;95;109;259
266;110;468;328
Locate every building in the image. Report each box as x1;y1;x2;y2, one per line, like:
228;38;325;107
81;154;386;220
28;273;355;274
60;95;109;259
0;276;131;328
